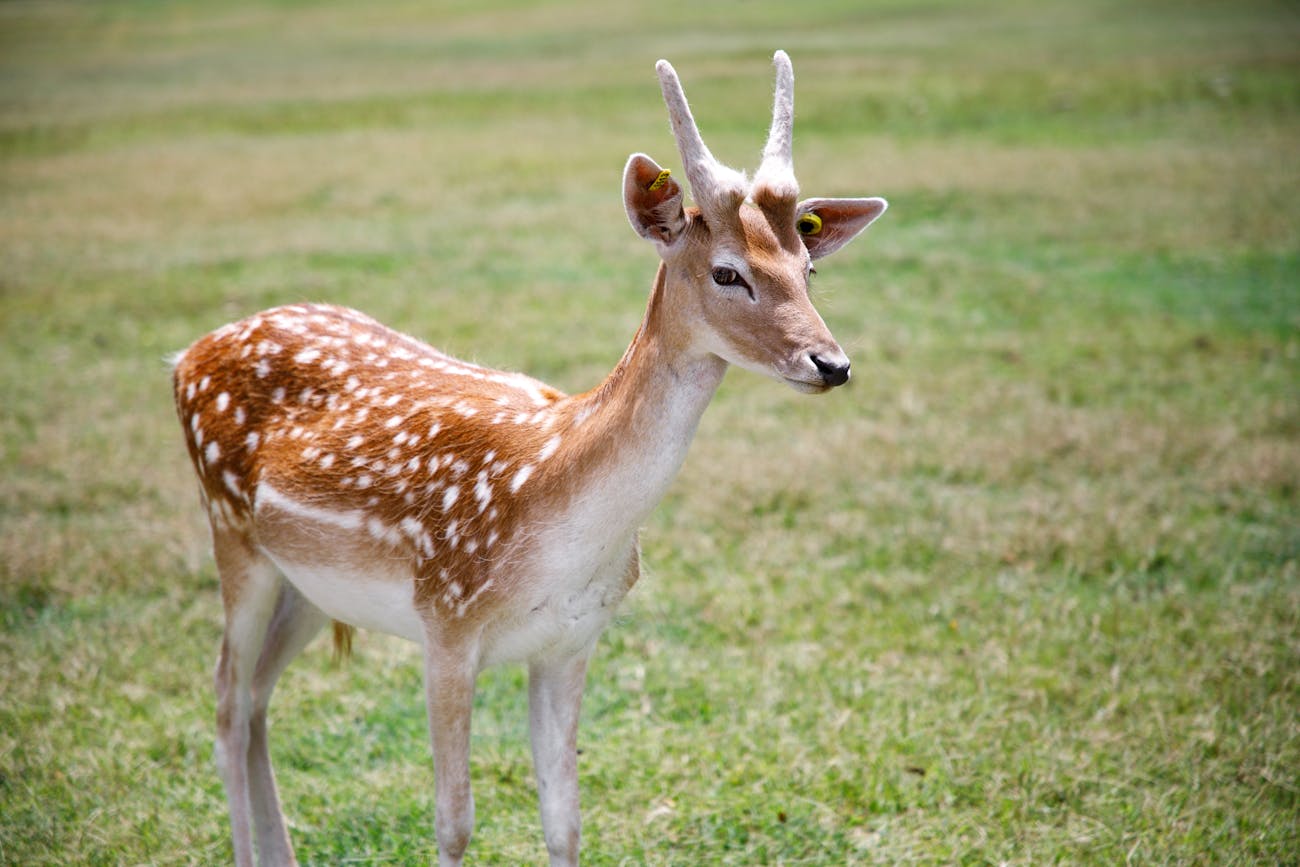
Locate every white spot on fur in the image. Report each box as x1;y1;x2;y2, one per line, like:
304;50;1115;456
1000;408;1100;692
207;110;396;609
205;441;221;466
366;516;402;547
538;435;561;462
474;471;492;513
222;470;242;498
442;486;460;510
215;392;230;412
456;578;494;617
295;348;321;365
510;464;534;493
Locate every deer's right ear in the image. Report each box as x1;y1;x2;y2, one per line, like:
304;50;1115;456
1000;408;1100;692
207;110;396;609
623;153;688;249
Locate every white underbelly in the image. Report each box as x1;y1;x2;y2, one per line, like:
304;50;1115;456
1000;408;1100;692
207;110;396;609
266;554;426;644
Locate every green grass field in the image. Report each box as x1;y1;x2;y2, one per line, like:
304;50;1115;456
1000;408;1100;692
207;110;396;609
2;0;1298;863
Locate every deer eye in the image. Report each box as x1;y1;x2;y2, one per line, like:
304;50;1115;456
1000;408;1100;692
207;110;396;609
711;266;741;286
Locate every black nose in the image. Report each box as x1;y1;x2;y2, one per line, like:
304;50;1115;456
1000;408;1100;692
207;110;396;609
810;353;851;387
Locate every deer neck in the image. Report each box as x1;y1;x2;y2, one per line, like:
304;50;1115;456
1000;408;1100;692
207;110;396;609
558;263;726;536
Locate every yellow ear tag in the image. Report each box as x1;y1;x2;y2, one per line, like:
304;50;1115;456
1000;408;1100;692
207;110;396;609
648;169;672;192
796;213;823;236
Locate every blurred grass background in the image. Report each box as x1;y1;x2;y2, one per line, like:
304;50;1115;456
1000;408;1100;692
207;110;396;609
2;0;1298;863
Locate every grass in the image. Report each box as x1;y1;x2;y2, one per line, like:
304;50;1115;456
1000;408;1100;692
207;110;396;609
2;0;1298;863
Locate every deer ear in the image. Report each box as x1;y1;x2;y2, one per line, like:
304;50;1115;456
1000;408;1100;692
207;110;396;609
795;197;887;260
623;153;688;248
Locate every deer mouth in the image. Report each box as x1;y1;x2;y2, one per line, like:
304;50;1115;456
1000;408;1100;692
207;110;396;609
782;375;835;395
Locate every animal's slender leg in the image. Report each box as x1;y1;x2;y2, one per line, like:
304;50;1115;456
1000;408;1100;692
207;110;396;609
424;634;479;867
212;530;283;867
529;651;591;867
247;583;329;866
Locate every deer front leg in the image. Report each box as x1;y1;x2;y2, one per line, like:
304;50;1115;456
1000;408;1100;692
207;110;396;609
423;636;479;867
529;652;591;867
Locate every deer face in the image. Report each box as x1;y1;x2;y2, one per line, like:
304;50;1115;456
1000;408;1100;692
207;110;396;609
623;53;886;392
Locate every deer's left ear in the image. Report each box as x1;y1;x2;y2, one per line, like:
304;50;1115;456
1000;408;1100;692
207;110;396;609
795;197;888;260
623;153;688;250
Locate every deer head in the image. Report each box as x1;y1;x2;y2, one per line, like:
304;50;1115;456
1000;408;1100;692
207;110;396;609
622;50;887;393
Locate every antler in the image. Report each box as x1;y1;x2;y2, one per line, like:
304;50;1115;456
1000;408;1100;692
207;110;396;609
752;50;799;201
655;59;749;216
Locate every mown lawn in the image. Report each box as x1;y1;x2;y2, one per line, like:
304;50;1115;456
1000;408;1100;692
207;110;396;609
2;0;1297;864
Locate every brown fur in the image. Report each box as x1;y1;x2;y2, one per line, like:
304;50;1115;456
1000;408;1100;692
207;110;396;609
174;304;592;620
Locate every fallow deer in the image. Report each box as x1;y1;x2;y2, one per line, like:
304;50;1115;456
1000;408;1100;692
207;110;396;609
173;51;886;867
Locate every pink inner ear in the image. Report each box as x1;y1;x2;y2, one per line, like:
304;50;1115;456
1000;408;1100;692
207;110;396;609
624;155;687;246
818;199;886;225
630;158;666;191
797;197;888;260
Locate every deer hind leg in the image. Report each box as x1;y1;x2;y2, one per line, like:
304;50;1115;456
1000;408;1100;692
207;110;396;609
422;634;480;867
247;582;328;866
213;531;285;867
528;652;591;867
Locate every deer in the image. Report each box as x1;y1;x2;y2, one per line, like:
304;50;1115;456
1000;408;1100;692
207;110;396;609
172;51;886;867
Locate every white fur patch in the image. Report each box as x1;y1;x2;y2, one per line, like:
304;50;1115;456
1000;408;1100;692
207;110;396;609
510;464;534;493
256;482;364;531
